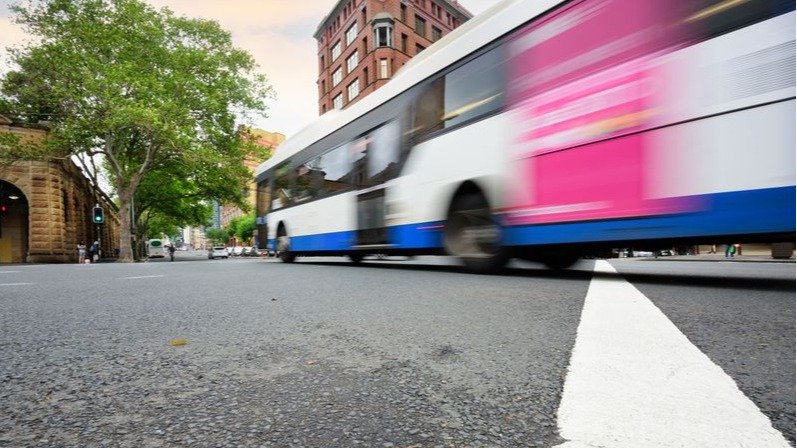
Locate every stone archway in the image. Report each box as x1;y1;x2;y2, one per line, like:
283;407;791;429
0;180;29;263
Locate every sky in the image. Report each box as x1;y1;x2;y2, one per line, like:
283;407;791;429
0;0;503;138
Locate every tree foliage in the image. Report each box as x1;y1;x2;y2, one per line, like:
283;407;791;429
0;0;274;261
204;227;229;245
228;212;255;243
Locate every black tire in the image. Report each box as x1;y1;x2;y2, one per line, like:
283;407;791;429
349;253;364;264
444;193;508;273
276;226;296;263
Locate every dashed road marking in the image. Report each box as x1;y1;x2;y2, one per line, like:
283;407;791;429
0;283;33;286
0;271;21;274
555;260;789;448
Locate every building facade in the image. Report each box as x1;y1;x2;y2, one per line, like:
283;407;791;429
219;129;285;245
315;0;472;114
0;116;120;263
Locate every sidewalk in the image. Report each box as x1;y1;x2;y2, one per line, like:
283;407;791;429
632;254;795;263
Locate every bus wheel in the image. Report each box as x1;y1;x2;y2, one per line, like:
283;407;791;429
276;228;296;263
349;253;364;264
444;193;508;273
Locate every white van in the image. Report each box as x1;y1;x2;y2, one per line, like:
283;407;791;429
147;239;166;258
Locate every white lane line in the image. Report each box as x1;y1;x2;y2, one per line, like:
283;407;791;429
0;283;33;286
120;275;165;280
556;260;789;448
0;271;21;274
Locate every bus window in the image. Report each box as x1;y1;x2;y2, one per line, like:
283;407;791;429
683;0;794;42
273;162;292;210
313;144;351;196
294;162;316;203
412;77;445;139
256;179;271;216
367;120;402;184
349;138;369;188
442;47;506;128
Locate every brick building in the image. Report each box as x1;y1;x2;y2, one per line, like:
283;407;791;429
315;0;472;113
0;116;120;263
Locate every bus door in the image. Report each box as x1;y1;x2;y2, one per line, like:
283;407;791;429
352;120;403;247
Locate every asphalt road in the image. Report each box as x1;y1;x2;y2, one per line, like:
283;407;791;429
0;253;793;447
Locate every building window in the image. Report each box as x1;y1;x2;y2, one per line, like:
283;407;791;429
346;22;358;46
321;80;326;94
414;15;426;37
401;33;408;53
331;40;342;60
400;3;407;22
347;79;360;101
333;93;343;109
347;52;359;73
320;55;325;71
374;23;393;47
379;58;390;79
416;44;425;55
364;67;369;85
332;67;342;86
432;26;441;42
361;7;367;25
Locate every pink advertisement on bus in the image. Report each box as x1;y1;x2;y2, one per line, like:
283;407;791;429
504;0;696;226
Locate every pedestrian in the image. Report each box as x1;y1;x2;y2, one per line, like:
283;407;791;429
77;242;86;264
735;243;742;255
725;243;736;258
168;244;176;261
91;240;100;263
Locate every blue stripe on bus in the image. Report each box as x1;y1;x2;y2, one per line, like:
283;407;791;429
289;230;355;252
389;222;445;249
267;187;794;252
503;186;796;246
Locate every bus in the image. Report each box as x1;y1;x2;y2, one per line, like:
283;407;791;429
147;239;166;258
255;0;795;272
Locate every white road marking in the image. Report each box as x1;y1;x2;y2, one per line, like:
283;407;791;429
556;260;789;448
120;275;165;280
0;283;33;286
0;271;21;274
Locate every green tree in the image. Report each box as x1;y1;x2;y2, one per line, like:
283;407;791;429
229;213;256;243
204;227;229;245
0;0;273;261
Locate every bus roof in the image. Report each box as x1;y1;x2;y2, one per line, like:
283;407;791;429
254;0;559;179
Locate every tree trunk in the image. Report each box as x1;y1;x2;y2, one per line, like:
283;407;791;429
117;190;134;262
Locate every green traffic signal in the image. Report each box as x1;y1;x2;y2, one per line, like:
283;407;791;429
92;206;104;224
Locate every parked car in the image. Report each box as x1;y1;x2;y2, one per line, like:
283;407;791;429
241;246;254;256
208;246;229;259
255;248;270;257
230;246;243;256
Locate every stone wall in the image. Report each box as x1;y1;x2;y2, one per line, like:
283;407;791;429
1;160;120;263
1;121;120;263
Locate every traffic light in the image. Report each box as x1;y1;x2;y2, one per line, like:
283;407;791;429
92;206;104;224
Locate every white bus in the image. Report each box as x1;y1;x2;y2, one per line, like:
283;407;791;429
255;0;795;272
147;239;166;258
